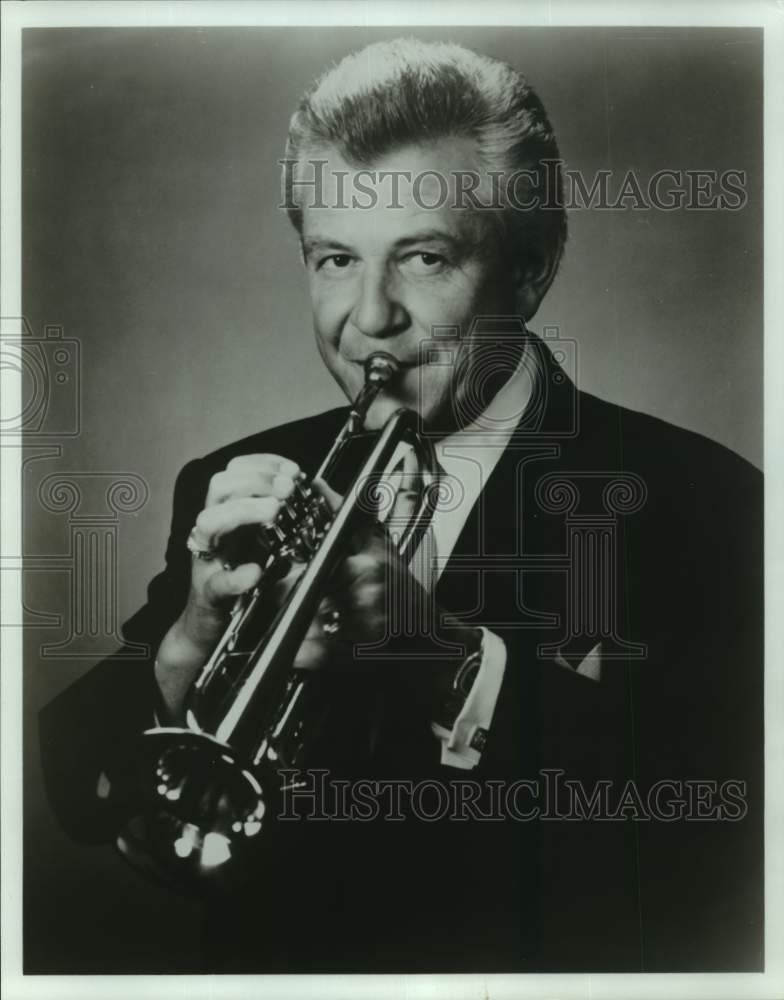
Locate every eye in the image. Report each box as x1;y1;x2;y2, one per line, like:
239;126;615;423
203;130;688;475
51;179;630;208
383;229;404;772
318;254;354;271
401;251;449;275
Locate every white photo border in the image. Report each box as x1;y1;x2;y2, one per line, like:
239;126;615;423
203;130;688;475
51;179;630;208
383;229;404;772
2;2;782;999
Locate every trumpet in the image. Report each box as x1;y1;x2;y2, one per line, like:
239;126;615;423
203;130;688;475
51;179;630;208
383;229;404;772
116;353;439;886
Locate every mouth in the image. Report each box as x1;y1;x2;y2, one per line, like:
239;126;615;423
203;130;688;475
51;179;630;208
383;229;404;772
350;357;418;373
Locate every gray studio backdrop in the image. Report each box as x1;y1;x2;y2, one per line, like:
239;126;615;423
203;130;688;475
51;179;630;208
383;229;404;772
21;26;762;972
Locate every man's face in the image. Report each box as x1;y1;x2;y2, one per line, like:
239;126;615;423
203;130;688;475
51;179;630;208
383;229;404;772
299;139;521;432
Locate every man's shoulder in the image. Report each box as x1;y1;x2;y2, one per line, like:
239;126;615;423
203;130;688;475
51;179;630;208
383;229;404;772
194;407;350;478
574;389;761;495
569;391;762;631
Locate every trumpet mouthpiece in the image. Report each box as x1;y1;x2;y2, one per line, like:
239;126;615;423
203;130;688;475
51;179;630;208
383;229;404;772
364;352;400;386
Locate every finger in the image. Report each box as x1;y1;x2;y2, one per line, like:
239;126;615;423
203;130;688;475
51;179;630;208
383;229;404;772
312;478;395;557
202;562;263;603
312;476;343;514
316;592;340;619
270;561;308;605
311;478;382;557
226;454;300;478
336;550;386;588
354;522;396;561
292;634;330;671
195;496;281;543
206;469;296;507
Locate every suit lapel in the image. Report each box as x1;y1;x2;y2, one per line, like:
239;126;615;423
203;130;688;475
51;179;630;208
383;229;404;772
435;335;575;638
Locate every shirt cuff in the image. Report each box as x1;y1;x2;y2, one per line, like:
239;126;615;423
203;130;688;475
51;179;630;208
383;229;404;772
431;627;507;770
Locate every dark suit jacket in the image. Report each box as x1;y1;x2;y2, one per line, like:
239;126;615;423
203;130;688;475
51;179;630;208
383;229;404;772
39;346;763;973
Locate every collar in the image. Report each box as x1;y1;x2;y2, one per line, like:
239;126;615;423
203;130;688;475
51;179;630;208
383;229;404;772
435;340;534;476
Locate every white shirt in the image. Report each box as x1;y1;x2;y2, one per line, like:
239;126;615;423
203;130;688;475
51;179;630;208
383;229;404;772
418;351;603;768
407;353;537;769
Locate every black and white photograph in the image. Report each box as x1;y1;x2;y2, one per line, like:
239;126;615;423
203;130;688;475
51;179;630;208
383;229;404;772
1;2;782;998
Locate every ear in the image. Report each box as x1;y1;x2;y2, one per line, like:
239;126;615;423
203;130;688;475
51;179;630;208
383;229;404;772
514;250;561;321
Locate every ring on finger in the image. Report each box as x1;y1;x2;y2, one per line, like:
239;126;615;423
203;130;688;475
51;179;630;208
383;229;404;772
186;526;218;562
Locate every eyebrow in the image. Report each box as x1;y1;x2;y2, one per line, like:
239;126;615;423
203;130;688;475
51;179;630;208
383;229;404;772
302;229;463;260
301;237;354;259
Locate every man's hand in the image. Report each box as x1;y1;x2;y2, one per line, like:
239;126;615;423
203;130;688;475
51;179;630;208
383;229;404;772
294;488;479;705
155;453;300;721
155;454;475;723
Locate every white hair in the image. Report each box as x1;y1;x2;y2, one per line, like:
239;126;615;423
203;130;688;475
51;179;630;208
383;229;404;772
284;37;567;276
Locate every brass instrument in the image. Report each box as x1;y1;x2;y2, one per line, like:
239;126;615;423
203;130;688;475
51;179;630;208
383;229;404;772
116;353;438;886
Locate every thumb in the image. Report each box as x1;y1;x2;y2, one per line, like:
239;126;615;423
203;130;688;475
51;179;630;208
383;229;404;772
312;477;343;513
203;562;263;603
312;476;380;556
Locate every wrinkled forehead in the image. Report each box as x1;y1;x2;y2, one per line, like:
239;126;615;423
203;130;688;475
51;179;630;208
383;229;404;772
289;139;503;250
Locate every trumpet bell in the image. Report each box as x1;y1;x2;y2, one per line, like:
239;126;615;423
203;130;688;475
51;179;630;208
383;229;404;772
116;728;269;887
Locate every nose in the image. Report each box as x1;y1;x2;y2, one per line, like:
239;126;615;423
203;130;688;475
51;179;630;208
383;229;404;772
350;263;409;339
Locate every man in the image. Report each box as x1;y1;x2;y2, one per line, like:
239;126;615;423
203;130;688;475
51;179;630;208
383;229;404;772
39;38;763;973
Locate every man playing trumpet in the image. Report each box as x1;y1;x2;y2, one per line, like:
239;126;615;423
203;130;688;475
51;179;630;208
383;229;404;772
41;38;763;974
